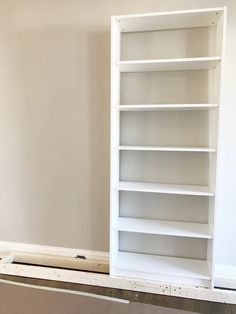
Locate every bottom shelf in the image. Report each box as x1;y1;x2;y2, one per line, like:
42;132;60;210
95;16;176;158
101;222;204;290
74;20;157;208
112;251;211;286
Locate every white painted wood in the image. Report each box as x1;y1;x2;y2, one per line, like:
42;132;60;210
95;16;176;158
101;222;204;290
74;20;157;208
113;268;210;287
121;27;216;61
120;151;209;185
120;110;210;147
119;146;216;152
121;72;213;105
117;181;214;196
113;7;224;32
119;104;218;111
111;7;226;288
211;6;228;289
117;57;221;72
113;252;210;280
114;217;212;239
120;192;209;224
110;16;121;273
120;233;207;261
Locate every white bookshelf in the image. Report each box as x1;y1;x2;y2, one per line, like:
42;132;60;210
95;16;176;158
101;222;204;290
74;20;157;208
110;7;227;288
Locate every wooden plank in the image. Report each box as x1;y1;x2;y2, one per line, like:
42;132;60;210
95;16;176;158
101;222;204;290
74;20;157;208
1;259;236;305
12;252;109;273
0;274;235;314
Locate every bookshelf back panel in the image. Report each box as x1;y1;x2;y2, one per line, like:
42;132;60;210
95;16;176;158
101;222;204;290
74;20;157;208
119;191;209;223
120;151;209;185
121;27;216;61
120;70;212;105
120;110;209;146
119;231;207;260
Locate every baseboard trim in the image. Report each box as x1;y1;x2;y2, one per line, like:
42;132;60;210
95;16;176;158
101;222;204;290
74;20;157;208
215;264;236;290
0;240;109;260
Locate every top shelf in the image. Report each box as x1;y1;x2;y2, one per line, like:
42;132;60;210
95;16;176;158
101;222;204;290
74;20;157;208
113;7;224;32
116;57;221;72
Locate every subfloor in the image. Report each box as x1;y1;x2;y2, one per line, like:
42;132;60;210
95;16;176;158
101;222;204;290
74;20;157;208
0;281;196;314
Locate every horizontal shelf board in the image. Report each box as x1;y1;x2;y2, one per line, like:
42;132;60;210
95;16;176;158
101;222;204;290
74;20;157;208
113;7;224;32
117;181;214;196
119;104;218;111
119;146;216;153
116;57;221;72
114;217;212;239
114;251;210;280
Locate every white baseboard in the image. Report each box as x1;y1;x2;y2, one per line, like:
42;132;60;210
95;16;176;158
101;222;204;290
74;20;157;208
215;264;236;290
0;240;109;260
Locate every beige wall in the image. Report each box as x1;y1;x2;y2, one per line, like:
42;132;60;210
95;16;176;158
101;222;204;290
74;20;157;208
0;0;235;264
